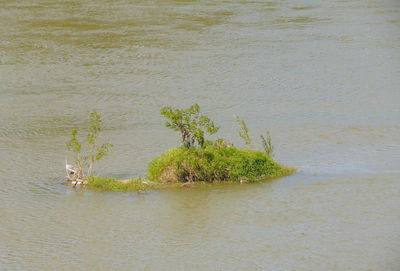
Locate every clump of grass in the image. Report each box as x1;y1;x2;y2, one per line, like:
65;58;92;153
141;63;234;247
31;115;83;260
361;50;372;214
86;176;161;191
147;143;294;184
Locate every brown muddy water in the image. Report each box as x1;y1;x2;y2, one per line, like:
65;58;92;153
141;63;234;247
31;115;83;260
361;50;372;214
1;0;400;270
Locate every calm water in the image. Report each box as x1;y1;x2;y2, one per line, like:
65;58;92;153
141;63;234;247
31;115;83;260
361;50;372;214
1;0;400;270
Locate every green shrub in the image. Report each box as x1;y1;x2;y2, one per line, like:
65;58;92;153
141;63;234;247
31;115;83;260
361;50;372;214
160;104;219;148
147;144;294;183
66;110;112;180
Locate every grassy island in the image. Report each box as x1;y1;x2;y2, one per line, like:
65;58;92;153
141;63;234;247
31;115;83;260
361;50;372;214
148;144;294;184
66;105;295;191
86;144;294;191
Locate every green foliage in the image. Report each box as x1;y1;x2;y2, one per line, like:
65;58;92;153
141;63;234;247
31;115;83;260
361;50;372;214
66;110;112;179
66;128;81;152
260;131;274;157
148;110;290;185
235;115;274;157
66;127;85;179
160;104;219;148
86;110;113;175
234;115;252;149
147;144;294;183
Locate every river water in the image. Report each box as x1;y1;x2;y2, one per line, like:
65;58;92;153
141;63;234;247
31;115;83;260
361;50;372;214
1;0;399;270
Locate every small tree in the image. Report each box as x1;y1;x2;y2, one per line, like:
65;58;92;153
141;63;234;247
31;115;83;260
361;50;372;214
160;104;219;148
234;115;252;149
66;110;112;180
260;130;274;157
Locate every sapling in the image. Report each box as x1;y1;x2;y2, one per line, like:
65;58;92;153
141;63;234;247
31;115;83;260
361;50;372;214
260;130;274;157
234;115;252;149
235;115;274;157
160;104;219;148
66;110;112;181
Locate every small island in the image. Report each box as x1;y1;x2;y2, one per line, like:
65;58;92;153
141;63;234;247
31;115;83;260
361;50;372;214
66;105;295;191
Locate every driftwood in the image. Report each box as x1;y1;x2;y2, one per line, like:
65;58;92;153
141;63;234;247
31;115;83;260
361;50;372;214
66;164;85;186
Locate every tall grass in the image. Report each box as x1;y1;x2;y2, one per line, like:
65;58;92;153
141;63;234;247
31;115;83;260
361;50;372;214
147;144;294;183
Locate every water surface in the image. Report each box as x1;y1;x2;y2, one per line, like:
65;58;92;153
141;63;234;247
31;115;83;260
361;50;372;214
1;0;399;270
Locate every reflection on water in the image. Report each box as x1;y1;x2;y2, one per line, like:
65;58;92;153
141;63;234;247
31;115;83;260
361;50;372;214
1;0;399;270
